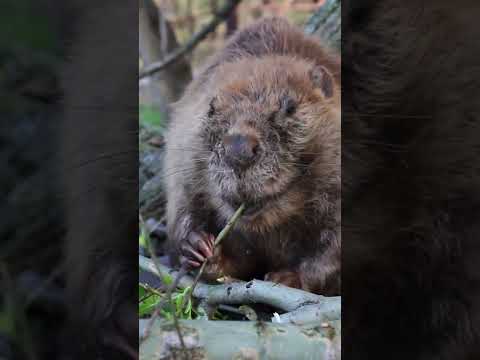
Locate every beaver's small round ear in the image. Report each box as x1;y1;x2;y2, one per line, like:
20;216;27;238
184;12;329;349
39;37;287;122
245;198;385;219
208;96;217;117
309;65;334;98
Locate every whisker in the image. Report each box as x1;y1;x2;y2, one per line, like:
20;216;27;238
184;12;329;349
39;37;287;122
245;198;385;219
163;147;212;153
158;167;233;180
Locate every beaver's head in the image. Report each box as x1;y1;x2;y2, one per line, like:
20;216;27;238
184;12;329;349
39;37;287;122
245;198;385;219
198;56;340;232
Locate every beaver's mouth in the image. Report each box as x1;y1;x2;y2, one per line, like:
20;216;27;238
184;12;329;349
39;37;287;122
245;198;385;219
219;172;299;218
224;197;269;218
242;201;266;216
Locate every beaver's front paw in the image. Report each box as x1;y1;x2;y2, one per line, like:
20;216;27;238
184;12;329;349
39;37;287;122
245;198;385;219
179;230;216;269
264;270;302;289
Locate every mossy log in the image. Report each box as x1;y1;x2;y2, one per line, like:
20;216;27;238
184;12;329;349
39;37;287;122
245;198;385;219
140;318;340;360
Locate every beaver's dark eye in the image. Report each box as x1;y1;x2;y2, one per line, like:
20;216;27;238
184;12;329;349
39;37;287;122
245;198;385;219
281;96;297;116
268;112;277;122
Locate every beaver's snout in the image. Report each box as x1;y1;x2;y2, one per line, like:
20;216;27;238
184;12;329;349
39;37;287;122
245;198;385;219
222;133;261;170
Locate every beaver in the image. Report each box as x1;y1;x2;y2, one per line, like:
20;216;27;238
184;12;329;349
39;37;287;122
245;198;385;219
165;17;341;295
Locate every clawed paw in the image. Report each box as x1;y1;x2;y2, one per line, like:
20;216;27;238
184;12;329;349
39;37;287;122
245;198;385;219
180;231;216;269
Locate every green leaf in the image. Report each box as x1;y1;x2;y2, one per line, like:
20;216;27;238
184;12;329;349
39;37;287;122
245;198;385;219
139;232;146;247
160;308;172;320
184;299;192;315
139;285;146;298
174;292;183;313
138;284;162;317
162;273;173;286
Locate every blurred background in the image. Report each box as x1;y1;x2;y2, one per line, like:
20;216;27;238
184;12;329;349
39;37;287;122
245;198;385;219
140;0;326;126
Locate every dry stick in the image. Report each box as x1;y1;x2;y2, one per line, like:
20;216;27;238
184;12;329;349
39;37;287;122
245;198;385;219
139;0;242;79
139;283;164;298
182;203;246;311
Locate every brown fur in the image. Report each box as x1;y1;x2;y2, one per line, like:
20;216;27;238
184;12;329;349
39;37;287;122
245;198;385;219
165;17;341;295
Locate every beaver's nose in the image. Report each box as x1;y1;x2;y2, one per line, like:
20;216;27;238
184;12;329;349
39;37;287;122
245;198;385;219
223;134;260;169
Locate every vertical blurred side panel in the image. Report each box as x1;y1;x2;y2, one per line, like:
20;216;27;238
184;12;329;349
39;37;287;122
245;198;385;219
61;1;139;359
342;1;480;359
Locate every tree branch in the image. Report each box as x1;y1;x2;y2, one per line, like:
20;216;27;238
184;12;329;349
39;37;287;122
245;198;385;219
139;255;340;319
139;0;242;79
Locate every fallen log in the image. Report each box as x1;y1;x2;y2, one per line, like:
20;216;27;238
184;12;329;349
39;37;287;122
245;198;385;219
139;318;340;360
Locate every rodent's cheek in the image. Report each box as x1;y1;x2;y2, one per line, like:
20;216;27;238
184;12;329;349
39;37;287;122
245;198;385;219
207;164;238;198
202;121;229;149
263;174;292;196
204;132;220;152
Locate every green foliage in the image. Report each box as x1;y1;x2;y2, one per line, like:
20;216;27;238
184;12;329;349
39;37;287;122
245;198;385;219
166;286;196;320
138;283;197;320
138;284;162;317
139;105;165;128
162;272;173;286
139;227;148;248
139;222;196;319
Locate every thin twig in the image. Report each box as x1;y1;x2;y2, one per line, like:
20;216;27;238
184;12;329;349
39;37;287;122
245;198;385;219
139;282;164;298
182;203;246;311
139;0;242;79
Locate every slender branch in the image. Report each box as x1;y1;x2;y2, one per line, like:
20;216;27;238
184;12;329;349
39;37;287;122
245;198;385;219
139;0;242;79
139;255;340;316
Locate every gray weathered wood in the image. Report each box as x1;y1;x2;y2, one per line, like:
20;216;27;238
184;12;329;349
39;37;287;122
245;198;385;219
140;318;341;360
